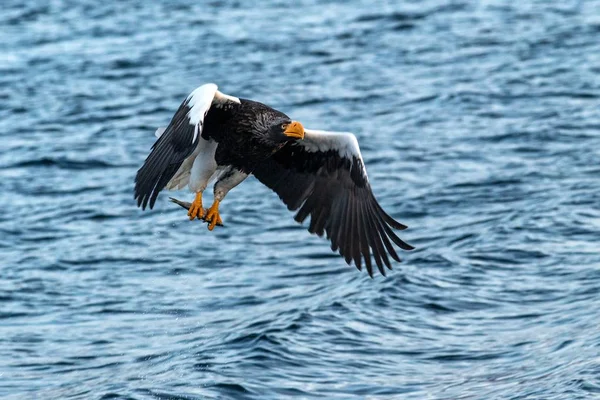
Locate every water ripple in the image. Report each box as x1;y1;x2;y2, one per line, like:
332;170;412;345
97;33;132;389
1;0;600;399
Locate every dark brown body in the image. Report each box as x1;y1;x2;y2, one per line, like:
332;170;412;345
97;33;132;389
203;99;290;173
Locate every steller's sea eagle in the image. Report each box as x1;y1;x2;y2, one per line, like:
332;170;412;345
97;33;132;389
134;83;413;276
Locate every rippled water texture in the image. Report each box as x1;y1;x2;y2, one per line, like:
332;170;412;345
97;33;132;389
2;0;600;399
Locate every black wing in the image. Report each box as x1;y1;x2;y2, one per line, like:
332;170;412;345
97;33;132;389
252;129;413;277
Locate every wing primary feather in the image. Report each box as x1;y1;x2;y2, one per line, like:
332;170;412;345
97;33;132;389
327;194;344;240
291;180;315;211
141;136;203;208
364;195;386;275
329;194;347;251
138;147;173;210
368;201;392;271
295;191;317;224
333;195;348;253
370;203;402;263
138;146;173;209
307;188;328;235
313;189;331;237
372;216;391;273
373;199;408;230
340;192;354;265
313;208;328;236
368;218;386;276
342;191;354;265
350;189;362;271
347;191;359;267
363;204;381;277
149;164;179;209
136;143;168;189
307;206;320;234
377;215;416;251
146;176;164;210
357;192;373;277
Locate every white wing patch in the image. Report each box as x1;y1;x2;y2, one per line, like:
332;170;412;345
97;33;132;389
301;129;364;160
186;83;219;127
300;129;368;181
185;84;240;143
155;126;166;138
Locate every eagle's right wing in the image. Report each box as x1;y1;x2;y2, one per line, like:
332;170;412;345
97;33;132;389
252;129;413;277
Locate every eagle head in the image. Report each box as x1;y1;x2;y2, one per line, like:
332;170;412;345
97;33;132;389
268;118;305;143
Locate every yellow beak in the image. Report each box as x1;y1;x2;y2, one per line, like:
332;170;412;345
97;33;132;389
284;121;304;140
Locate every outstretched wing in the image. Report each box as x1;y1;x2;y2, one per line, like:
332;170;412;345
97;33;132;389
252;129;413;277
134;83;238;209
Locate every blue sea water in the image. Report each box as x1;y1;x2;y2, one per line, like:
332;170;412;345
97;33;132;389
1;0;600;398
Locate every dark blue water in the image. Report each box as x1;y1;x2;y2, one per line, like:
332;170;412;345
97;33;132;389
2;0;600;398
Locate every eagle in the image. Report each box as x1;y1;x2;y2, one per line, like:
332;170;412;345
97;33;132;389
135;83;413;277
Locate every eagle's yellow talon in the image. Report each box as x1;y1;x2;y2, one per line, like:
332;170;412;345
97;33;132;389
187;192;205;220
205;200;221;231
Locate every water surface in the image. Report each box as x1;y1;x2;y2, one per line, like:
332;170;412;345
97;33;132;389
1;0;600;398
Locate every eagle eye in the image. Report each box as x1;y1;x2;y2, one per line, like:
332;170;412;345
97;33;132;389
281;123;288;130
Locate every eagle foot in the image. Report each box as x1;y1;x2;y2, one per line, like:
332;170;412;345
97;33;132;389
204;200;222;231
188;192;205;220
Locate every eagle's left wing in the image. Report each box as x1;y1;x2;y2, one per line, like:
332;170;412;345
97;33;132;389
252;129;413;277
135;83;238;209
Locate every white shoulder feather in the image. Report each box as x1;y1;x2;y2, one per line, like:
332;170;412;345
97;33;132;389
183;83;240;144
186;83;219;126
300;129;364;160
213;90;241;105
